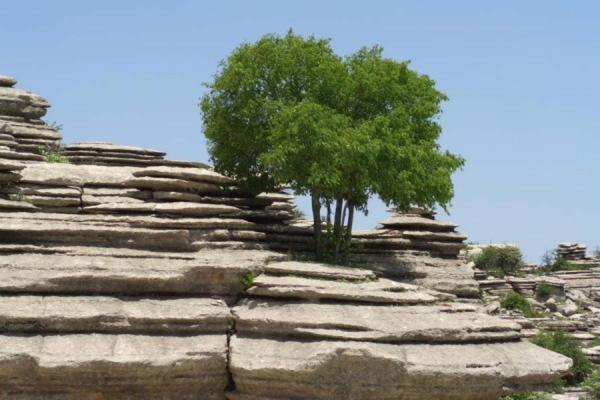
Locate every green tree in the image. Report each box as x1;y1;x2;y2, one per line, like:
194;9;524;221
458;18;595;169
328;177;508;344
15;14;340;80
201;31;464;261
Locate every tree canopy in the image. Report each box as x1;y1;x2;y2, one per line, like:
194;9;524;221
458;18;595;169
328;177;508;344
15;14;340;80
200;31;464;261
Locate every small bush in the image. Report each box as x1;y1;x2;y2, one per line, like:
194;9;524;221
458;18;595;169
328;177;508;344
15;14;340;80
473;246;524;277
536;283;552;300
583;369;600;399
531;330;593;384
499;393;551;400
501;291;538;317
240;271;256;290
38;145;68;163
541;250;587;272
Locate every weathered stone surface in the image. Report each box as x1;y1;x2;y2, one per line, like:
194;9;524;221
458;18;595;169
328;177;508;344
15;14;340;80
0;334;227;400
264;261;376;281
0;87;49;119
361;252;480;297
0;75;17;87
381;215;458;231
0;251;281;296
125;176;221;193
82;194;145;206
229;337;572;400
0;184;80;197
27;195;81;207
0;159;24;171
0;217;192;250
154;202;240;216
0;198;36;210
0;148;45;161
20;162;139;187
234;300;521;343
0;171;21;183
0;120;60;140
0;296;230;334
248;275;448;304
66;142;166;157
134;165;234;185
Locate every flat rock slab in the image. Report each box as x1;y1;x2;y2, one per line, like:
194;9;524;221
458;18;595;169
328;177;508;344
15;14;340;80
247;274;448;304
229;337;571;400
20;162;140;187
0;211;257;230
234;300;521;343
0;217;192;251
0;251;278;296
380;215;458;231
0;159;24;171
0;198;36;210
0;296;231;334
0;87;49;119
264;260;376;281
124;176;221;193
65;142;166;157
0;334;227;400
134;166;234;185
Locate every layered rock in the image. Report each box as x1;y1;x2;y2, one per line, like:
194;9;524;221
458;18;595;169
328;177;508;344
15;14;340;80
557;242;588;261
0;74;572;399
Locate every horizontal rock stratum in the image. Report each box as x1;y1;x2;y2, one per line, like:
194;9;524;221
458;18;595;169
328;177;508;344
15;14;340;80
0;74;571;399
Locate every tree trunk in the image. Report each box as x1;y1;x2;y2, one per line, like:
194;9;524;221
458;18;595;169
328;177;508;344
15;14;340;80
326;200;332;228
332;196;343;237
311;193;322;257
345;199;355;246
335;200;349;258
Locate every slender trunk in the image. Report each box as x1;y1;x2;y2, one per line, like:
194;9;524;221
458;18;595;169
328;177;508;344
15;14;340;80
335;199;349;258
311;193;322;257
332;196;343;237
345;199;355;244
326;200;332;228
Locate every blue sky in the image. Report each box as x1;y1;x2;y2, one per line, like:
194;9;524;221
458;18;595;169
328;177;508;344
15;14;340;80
3;1;599;261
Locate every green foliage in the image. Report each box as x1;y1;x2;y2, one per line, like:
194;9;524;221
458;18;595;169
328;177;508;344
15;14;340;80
531;330;593;384
499;393;551;400
501;291;538;317
536;283;552;300
240;271;256;290
38;145;68;163
201;31;464;262
473;246;524;277
47;121;63;132
541;250;587;272
583;369;600;399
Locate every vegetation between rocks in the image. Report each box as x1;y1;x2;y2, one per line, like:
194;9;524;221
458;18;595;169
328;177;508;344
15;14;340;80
501;291;539;318
584;369;600;399
531;330;593;384
240;271;256;290
472;246;524;277
38;144;68;164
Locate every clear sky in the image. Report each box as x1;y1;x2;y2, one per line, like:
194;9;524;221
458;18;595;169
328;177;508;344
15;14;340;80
3;1;599;262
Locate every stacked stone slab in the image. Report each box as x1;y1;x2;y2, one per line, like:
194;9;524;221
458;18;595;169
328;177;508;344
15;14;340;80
557;242;588;260
0;73;573;399
351;210;478;298
0;75;62;159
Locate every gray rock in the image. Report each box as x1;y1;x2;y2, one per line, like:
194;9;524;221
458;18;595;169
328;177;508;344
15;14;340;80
229;337;572;400
0;334;227;399
124;176;221;193
234;300;521;343
0;75;17;87
0;86;49;119
247;275;449;304
133;165;234;185
0;296;230;334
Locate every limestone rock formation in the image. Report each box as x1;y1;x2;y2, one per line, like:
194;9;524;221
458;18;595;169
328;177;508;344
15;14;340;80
0;74;572;399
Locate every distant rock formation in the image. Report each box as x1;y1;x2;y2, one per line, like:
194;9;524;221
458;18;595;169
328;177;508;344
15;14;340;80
0;74;571;399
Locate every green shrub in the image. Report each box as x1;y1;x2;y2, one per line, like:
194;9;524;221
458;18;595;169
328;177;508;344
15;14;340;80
541;250;587;272
501;291;538;317
583;369;600;399
473;246;524;277
240;271;256;290
38;145;68;163
499;393;551;400
531;330;593;384
536;283;552;300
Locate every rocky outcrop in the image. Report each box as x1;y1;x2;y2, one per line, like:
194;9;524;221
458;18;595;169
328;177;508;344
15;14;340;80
0;74;572;399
